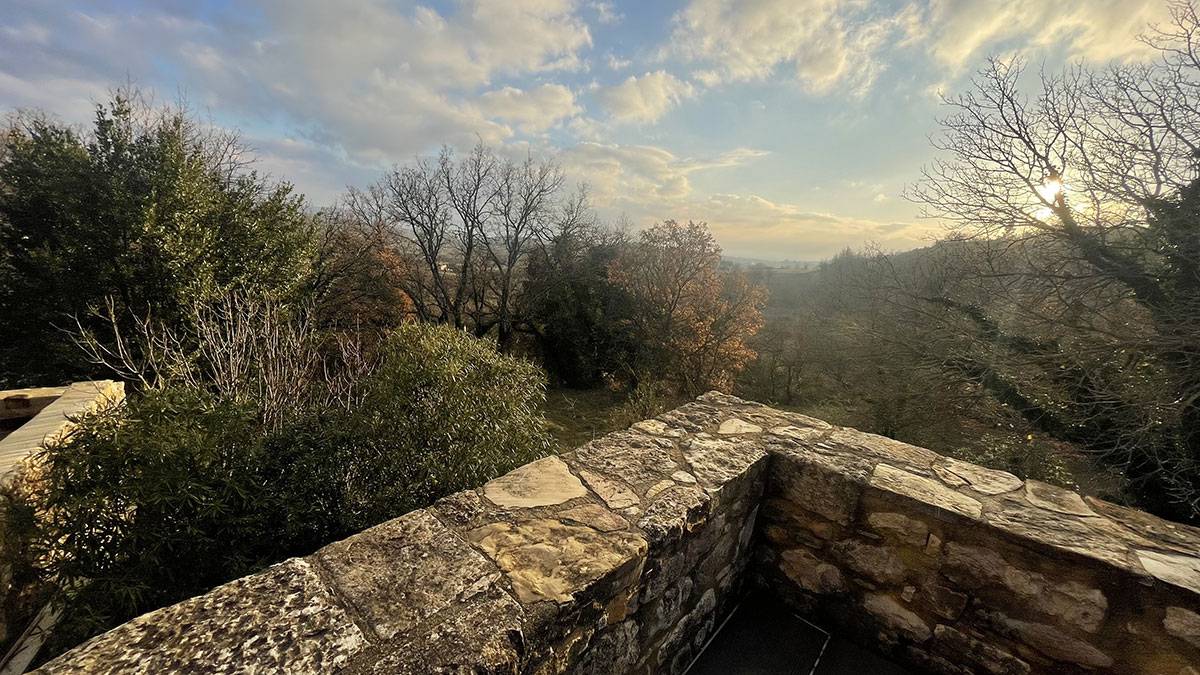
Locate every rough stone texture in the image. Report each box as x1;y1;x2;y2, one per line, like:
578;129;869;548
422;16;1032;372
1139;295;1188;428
863;593;932;642
1136;549;1200;595
933;457;1023;496
39;559;366;674
753;396;1200;675
37;393;1200;675
1165;606;1200;648
314;509;497;642
867;511;929;546
468;518;646;604
870;463;983;519
482;456;587;508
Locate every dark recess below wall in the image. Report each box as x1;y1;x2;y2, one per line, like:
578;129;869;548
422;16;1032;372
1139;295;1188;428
687;592;916;675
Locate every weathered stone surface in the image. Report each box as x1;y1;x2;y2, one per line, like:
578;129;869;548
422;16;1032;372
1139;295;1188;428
469;518;646;604
578;469;639;509
1023;480;1095;517
923;584;968;621
772;446;867;525
933;457;1023;496
369;587;523;674
867;511;929;547
984;611;1113;668
671;470;697;484
559;504;629;532
574;620;640;674
682;436;767;494
831;539;907;585
631;419;686;438
646;577;695;638
315;510;496;641
863;593;932;642
637;484;709;547
944;542;1107;632
1086;497;1200;556
40;559;366;674
870;463;982;519
1138;549;1200;595
828;428;942;474
984;503;1135;570
482;455;586;508
658;589;717;674
931;625;1029;675
779;547;846;594
717;418;763;435
657;401;722;432
1164;606;1200;648
570;430;680;489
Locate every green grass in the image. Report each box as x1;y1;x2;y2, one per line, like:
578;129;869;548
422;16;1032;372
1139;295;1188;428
542;387;630;451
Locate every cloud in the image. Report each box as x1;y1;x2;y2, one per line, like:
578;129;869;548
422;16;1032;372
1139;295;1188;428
606;53;631;71
477;83;581;133
0;0;595;166
666;0;903;96
588;1;624;26
560;142;767;206
916;0;1168;69
598;70;695;123
665;0;1168;98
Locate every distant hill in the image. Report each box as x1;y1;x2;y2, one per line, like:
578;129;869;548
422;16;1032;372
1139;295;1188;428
720;255;819;271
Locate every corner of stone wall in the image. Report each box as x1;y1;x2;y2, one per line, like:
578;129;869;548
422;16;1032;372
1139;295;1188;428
752;418;1200;675
33;392;1200;675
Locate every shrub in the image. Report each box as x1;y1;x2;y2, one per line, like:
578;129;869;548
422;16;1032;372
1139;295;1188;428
10;322;552;661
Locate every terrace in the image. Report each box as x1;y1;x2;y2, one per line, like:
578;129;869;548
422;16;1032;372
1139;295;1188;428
32;392;1200;674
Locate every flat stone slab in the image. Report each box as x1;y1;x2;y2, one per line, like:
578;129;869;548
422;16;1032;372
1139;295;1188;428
932;457;1023;495
569;430;681;490
683;437;767;493
870;463;982;519
1024;480;1095;517
482;456;587;508
370;587;524;674
717;418;763;435
468;518;647;604
1136;549;1200;595
578;468;640;509
39;559;366;674
313;509;498;641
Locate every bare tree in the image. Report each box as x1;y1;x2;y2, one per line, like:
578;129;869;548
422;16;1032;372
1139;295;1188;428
905;1;1200;519
350;142;571;350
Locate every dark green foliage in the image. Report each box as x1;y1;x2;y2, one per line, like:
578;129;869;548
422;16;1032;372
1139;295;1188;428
0;95;314;387
11;323;551;659
524;227;639;387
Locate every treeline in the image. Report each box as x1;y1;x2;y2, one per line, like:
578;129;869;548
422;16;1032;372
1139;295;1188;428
0;102;763;397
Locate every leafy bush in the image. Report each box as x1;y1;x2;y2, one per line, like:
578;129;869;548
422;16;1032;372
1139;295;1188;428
9;323;551;660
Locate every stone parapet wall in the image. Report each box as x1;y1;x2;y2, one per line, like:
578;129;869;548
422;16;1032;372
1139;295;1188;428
33;393;1200;674
752;404;1200;674
36;393;774;674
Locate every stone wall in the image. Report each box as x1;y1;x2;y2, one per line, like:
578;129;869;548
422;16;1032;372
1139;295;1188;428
752;403;1200;675
33;393;1200;674
35;393;772;674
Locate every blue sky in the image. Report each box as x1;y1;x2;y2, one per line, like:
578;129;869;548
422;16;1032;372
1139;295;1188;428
0;0;1171;259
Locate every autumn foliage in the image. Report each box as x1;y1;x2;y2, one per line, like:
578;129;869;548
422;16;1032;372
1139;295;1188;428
610;220;766;395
